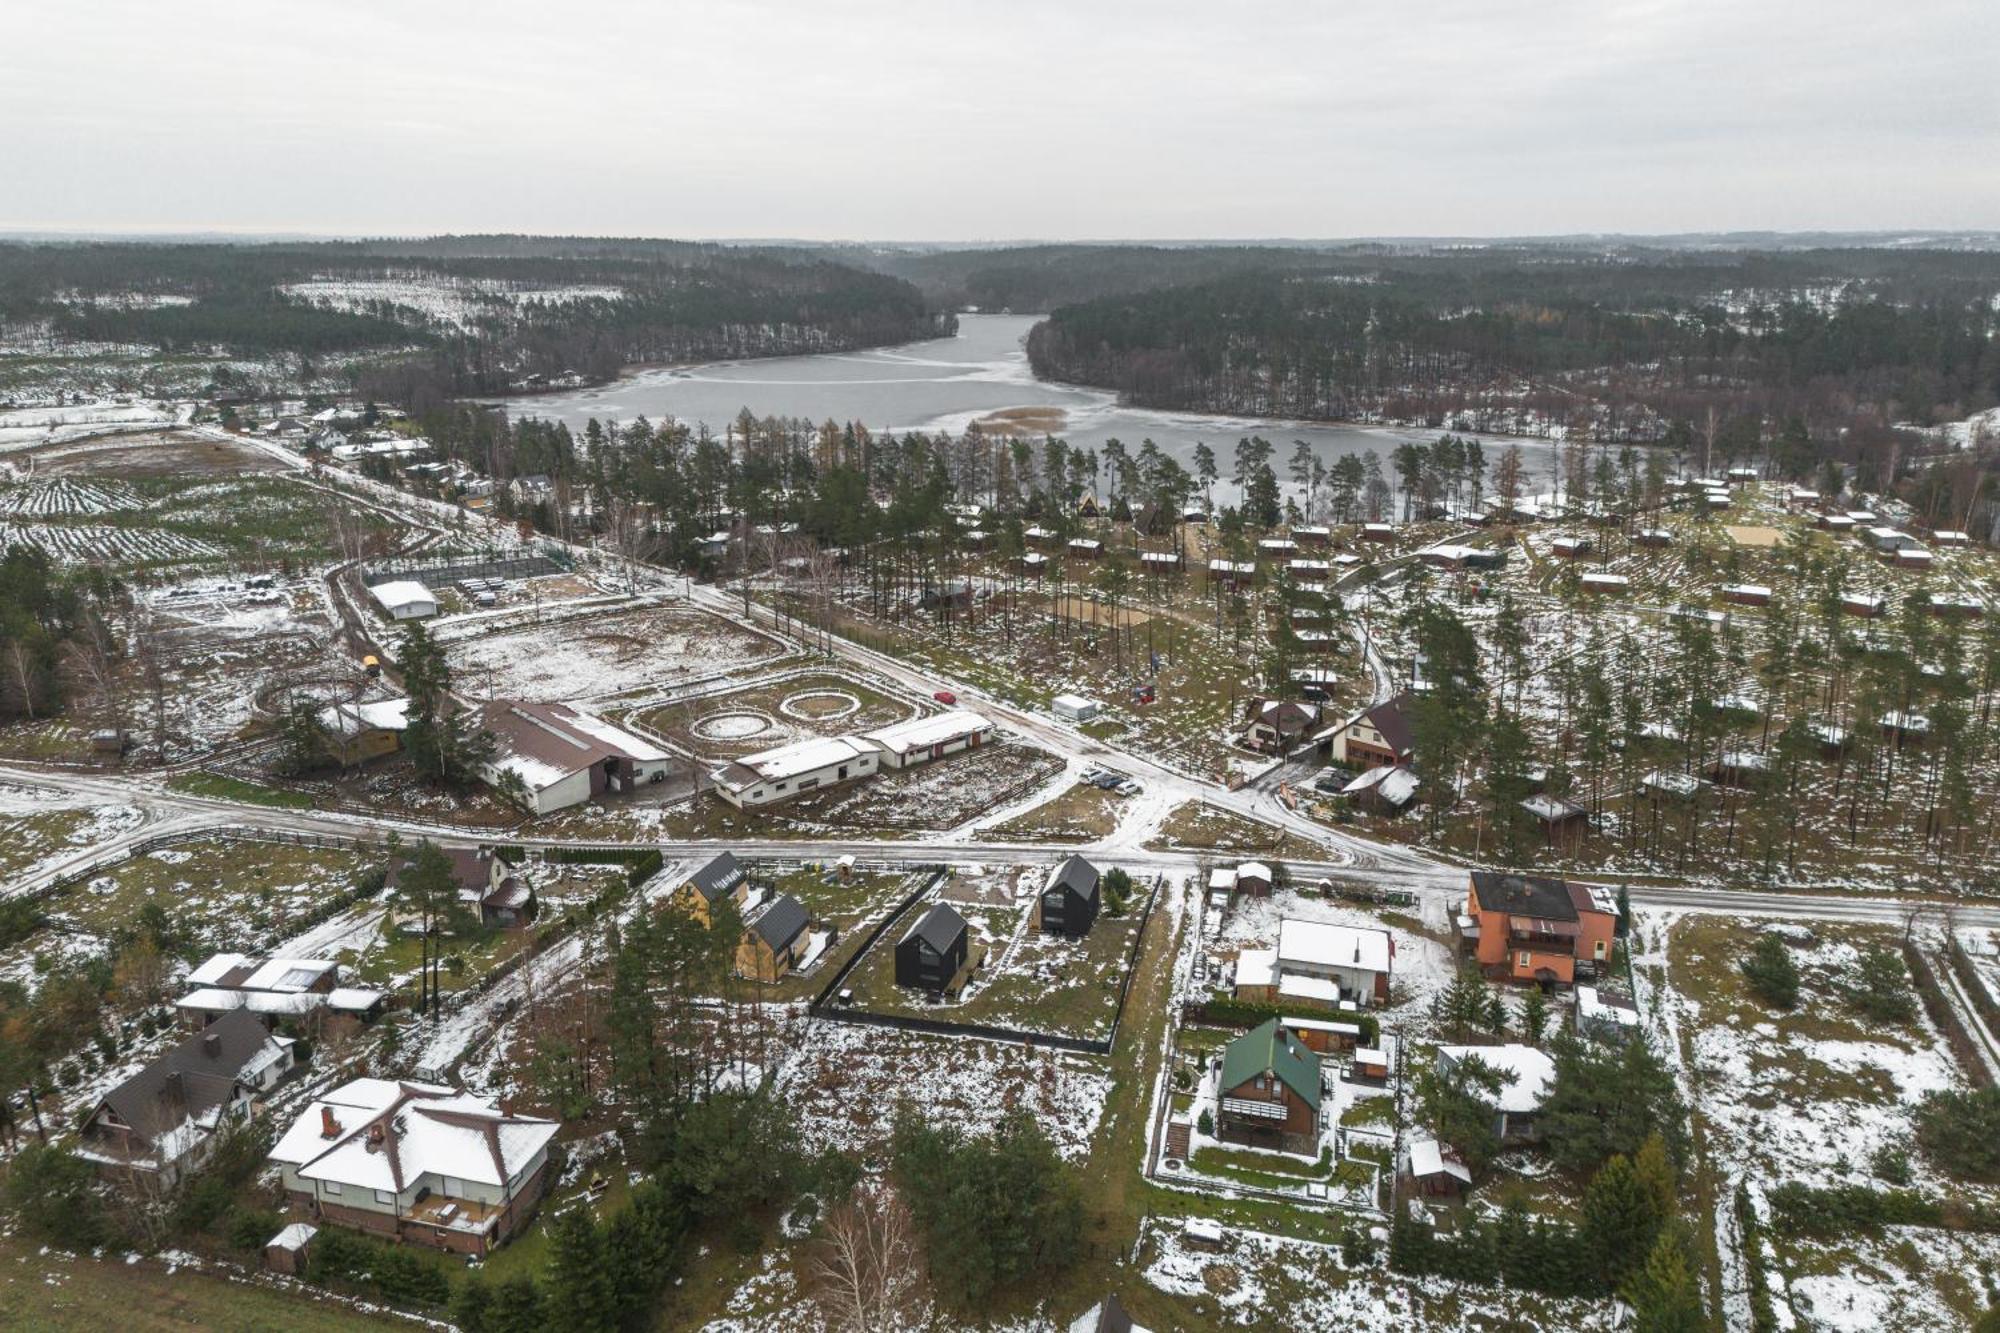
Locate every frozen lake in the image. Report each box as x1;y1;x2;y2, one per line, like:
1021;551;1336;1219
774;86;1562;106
504;313;1564;499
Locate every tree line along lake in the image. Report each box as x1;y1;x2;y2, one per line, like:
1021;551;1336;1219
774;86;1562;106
503;313;1566;506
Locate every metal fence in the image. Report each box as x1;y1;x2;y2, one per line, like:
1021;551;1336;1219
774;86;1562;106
362;552;565;587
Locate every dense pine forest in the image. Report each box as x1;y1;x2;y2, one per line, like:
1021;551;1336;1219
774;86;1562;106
0;238;950;399
1019;249;2000;443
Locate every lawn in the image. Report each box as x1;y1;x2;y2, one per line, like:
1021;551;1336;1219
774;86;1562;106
841;869;1148;1041
166;770;317;810
1146;802;1311;855
0;1236;409;1331
636;668;916;757
0;837;372;982
979;780;1124;842
738;865;921;1001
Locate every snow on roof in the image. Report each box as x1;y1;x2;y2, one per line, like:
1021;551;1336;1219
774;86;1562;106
1234;948;1277;989
1437;1044;1555;1113
1640;769;1700;798
1051;692;1098;711
1278;918;1392;974
1722;583;1772;598
368;580;435;611
1208;559;1255;574
1340;764;1419;806
1521;793;1586;821
1580;572;1630;587
1208;867;1239;891
556;707;669;761
187;952;249;987
860;709;993;756
1278;973;1342;1002
318;698;410;736
242;957;338;993
327;987;387;1011
728;735;875;785
269;1222;318;1250
1237;861;1272;881
176;987;248;1012
274;1078;556;1194
1934;529;1970;542
1576;986;1640;1028
1407;1137;1473;1183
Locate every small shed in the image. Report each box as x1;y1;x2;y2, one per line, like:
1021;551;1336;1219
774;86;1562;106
1052;693;1102;723
368;579;438;621
264;1222;317;1275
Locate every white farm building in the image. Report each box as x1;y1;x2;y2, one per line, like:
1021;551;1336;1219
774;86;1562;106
479;700;676;815
859;710;993;769
710;736;877;809
369;580;438;621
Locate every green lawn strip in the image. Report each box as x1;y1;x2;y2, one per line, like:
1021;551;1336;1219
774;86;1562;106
166;770;316;809
1191;1143;1327;1179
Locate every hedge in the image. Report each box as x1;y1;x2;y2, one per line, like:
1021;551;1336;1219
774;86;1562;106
1904;941;1994;1089
1186;996;1382;1048
1735;1184;1780;1333
1763;1182;2000;1238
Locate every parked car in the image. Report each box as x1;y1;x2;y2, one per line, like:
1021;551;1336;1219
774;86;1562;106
1116;781;1141;796
932;689;957;705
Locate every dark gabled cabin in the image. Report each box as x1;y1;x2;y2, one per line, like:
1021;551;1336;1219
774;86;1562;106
1040;855;1102;936
894;903;969;992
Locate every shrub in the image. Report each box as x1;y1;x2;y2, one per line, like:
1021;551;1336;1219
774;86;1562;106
1197;1108;1214;1136
1916;1087;2000;1182
1741;934;1800;1009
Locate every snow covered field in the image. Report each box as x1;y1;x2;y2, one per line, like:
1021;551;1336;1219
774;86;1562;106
444;605;787;703
281;276;624;331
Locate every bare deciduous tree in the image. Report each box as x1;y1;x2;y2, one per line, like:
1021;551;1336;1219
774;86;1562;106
810;1185;923;1333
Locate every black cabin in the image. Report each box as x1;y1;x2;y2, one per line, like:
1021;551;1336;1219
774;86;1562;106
895;903;969;992
1040;854;1102;937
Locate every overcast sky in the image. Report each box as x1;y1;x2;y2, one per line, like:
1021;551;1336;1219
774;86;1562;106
5;0;1996;240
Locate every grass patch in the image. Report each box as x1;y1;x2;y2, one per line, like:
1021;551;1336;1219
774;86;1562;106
980;781;1124;842
166;770;316;809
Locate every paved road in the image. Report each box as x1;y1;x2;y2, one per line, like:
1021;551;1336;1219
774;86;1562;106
9;762;1999;934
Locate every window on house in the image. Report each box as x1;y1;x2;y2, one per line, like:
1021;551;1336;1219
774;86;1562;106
1518;952;1530;968
375;1189;394;1205
324;1181;342;1196
1594;940;1607;959
775;781;787;791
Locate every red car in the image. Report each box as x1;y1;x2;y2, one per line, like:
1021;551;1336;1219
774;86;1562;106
933;690;957;705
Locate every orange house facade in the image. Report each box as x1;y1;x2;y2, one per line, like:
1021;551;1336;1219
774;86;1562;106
1459;872;1617;985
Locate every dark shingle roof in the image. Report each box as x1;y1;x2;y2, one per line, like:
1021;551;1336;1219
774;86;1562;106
752;894;809;951
688;852;745;902
96;1010;274;1148
905;902;967;956
1363;691;1416;756
1469;871;1578;921
1049;854;1101;903
1096;1294;1135;1333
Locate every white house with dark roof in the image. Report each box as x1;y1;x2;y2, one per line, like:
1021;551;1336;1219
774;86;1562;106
479;699;675;814
270;1078;557;1256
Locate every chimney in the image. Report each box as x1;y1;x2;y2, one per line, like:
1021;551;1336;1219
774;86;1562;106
161;1070;184;1104
203;1031;221;1057
321;1106;341;1139
366;1122;385;1152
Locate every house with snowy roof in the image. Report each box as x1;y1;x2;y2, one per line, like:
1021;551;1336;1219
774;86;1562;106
269;1078;557;1256
78;1010;295;1189
478;698;676;814
709;735;877;809
316;697;409;767
175;952;386;1027
1233;917;1394;1011
1434;1044;1556;1143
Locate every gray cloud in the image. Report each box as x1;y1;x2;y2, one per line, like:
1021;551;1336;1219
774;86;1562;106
3;0;1995;237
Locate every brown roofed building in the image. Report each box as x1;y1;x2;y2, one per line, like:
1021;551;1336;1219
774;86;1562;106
1459;872;1617;986
1328;691;1415;768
